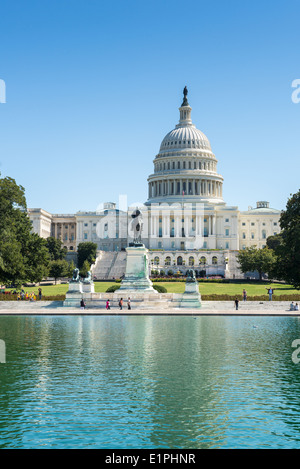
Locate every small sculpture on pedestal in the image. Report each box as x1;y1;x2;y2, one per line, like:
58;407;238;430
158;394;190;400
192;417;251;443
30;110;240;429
71;268;80;283
129;209;144;246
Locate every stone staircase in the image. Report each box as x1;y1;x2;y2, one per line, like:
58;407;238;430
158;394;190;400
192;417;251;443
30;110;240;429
91;251;127;280
109;252;127;279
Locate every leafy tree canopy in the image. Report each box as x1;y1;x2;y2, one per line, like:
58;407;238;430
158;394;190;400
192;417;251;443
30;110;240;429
46;237;67;261
0;173;50;286
274;190;300;288
237;246;276;281
77;242;97;269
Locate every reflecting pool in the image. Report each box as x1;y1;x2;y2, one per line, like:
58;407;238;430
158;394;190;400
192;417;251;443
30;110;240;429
0;315;300;448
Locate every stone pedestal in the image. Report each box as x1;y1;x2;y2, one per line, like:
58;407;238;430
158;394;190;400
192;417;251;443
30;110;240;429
63;281;83;307
82;282;95;294
180;279;201;308
119;244;157;293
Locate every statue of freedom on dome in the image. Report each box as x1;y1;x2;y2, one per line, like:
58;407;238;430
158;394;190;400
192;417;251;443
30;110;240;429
182;86;189;106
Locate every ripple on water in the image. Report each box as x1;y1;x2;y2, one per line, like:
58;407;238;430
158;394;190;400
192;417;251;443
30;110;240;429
1;315;300;448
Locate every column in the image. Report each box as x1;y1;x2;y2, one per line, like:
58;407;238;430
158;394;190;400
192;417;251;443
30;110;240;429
184;215;189;237
175;214;180;238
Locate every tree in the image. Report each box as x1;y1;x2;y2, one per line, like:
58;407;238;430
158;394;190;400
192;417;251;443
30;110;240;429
266;234;283;251
48;259;69;284
77;242;97;269
0;174;50;285
23;233;50;283
80;260;90;278
67;260;76;277
46;237;67;261
237;246;276;281
273;190;300;288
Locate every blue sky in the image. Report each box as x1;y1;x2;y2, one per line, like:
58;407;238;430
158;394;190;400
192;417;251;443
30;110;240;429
0;0;299;213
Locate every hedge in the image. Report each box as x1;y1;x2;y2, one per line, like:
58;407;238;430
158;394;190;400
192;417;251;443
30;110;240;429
106;285;121;293
153;285;167;293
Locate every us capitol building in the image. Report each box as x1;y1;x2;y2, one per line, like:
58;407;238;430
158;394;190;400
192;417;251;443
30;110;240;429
28;89;281;278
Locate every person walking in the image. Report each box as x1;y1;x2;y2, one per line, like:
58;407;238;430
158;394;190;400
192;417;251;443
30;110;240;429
119;298;123;310
38;288;42;301
234;298;239;310
242;289;247;302
128;297;131;310
80;298;86;310
106;299;110;310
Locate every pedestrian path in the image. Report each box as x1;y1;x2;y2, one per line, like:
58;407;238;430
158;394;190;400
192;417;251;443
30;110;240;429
0;300;298;316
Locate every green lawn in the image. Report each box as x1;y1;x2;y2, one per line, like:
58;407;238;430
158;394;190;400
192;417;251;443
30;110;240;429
153;281;299;296
4;281;299;299
5;282;116;296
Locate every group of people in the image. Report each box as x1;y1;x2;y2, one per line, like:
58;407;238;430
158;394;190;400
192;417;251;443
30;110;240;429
17;288;42;301
290;302;299;311
80;297;132;310
242;287;276;302
106;297;131;310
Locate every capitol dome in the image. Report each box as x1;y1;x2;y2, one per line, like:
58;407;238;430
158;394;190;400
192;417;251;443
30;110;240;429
159;126;212;153
147;88;224;205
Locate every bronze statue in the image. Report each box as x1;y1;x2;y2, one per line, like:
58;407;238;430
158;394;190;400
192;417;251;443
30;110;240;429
186;269;196;282
182;86;189;106
71;268;80;282
130;209;143;244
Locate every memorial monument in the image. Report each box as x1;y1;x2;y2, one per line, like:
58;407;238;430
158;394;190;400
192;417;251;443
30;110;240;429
118;209;157;293
179;269;202;308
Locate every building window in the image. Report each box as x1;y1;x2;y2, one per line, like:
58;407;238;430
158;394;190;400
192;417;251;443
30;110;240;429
262;230;266;239
251;232;255;239
177;256;183;265
212;256;218;265
242;232;246;239
84;233;88;240
274;222;277;226
200;256;207;265
242;222;246;226
154;256;160;265
251;223;255;226
189;256;194;266
225;229;229;236
225;218;229;223
84;223;88;227
225;242;229;249
165;256;171;266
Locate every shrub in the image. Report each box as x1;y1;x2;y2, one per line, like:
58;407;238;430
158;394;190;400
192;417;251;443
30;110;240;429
153;284;167;293
106;285;121;293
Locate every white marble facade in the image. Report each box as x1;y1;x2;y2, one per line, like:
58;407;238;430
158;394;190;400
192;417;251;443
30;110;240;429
28;91;281;277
